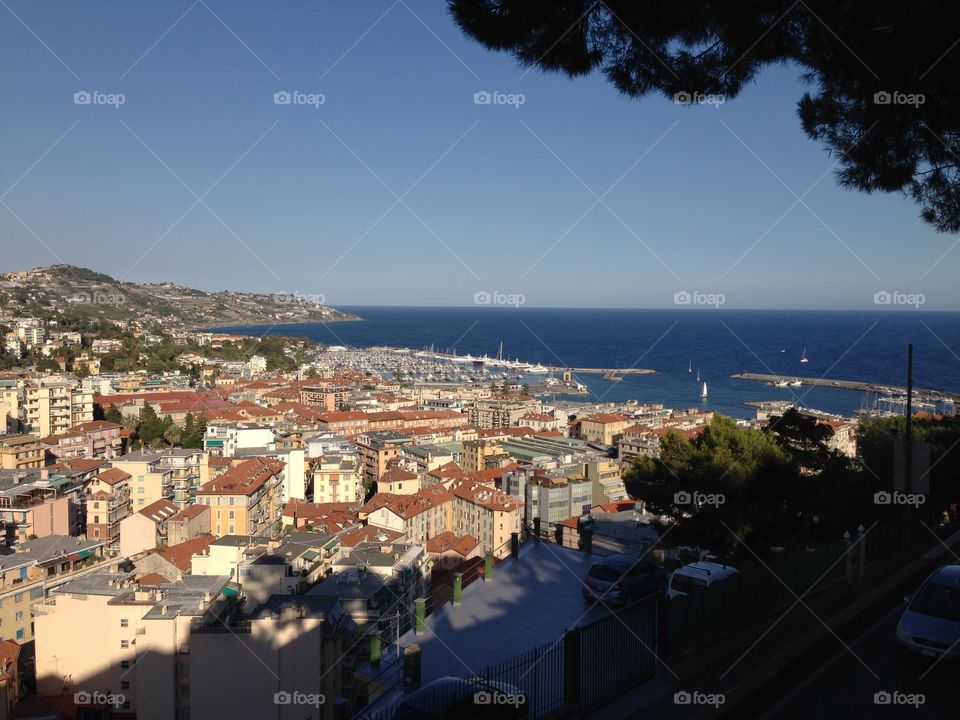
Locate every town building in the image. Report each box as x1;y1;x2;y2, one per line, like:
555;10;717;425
0;435;43;471
40;420;122;461
193;457;285;537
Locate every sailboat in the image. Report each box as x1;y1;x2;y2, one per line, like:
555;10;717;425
696;368;701;382
700;382;708;398
688;359;692;373
800;348;809;364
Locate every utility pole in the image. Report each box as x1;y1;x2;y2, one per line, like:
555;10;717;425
904;343;914;548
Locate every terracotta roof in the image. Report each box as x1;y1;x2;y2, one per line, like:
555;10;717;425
135;572;172;585
379;468;418;484
465;463;520;484
137;499;179;522
94;467;131;486
195;457;284;497
48;457;105;473
428;461;465;479
168;505;210;522
582;413;631;424
450;479;522;512
151;534;215;572
338;525;403;547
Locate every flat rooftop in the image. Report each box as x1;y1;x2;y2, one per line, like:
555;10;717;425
400;541;605;682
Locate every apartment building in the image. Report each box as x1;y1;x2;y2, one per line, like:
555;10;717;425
300;384;351;411
583;458;630;505
506;469;593;534
575;413;633;445
467;397;540;429
450;480;523;558
119;499;179;557
203;422;275;457
85;467;132;549
22;379;93;437
312;452;363;504
34;572;233;720
41;420;122;461
355;431;413;483
0;471;74;546
166;504;212;545
0;435;43;470
0;535;105;644
110;448;207;510
0;381;19;434
377;468;419;495
194;457;285;537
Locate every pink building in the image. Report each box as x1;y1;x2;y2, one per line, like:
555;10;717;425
42;420;123;462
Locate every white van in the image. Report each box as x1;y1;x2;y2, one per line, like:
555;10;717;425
667;561;739;599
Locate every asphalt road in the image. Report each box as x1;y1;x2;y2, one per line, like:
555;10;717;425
763;601;955;719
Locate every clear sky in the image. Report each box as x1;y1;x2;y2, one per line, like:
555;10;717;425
1;1;956;310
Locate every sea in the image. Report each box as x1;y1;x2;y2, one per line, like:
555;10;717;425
210;308;960;420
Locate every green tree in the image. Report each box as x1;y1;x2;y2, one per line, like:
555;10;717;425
105;405;124;425
138;404;163;445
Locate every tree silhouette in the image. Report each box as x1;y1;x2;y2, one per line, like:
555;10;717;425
449;0;960;231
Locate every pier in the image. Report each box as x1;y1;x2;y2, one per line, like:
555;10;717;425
731;373;960;402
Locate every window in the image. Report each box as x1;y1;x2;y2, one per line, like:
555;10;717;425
120;619;129;628
121;661;130;669
228;510;234;519
14;612;22;622
15;629;23;640
14;594;22;603
121;681;130;690
121;640;129;649
138;487;145;493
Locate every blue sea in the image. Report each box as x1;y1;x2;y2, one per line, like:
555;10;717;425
211;308;960;420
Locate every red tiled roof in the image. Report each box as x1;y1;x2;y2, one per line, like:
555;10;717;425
151;534;215;572
338;526;404;547
94;467;131;486
195;457;284;497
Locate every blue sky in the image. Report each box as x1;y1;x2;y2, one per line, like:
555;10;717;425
1;1;956;310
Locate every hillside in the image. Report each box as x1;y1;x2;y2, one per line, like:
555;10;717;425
0;265;359;328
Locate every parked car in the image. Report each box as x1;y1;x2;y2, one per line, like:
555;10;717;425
666;561;740;600
393;676;528;719
897;564;960;659
582;554;665;604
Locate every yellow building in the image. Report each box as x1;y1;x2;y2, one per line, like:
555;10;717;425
194;457;285;537
577;413;633;445
0;435;43;470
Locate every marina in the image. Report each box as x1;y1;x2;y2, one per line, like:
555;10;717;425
731;372;960;406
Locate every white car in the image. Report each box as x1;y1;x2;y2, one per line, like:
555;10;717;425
667;561;740;600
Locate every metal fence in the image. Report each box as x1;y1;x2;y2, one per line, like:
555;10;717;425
355;589;659;719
